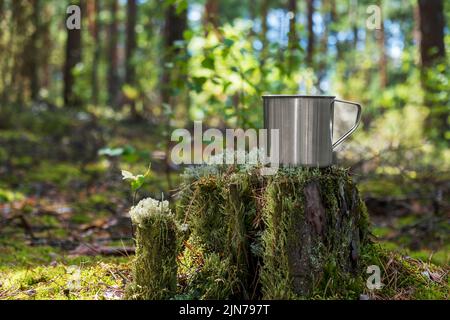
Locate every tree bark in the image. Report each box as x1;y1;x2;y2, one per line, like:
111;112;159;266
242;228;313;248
287;0;299;70
125;0;138;117
161;3;187;106
317;0;330;87
90;0;101;105
107;0;120;108
161;3;187;192
125;0;137;85
377;1;387;88
306;0;315;66
64;0;82;107
28;0;40;101
260;0;269;67
203;0;219;32
417;0;445;67
417;0;448;144
330;0;342;60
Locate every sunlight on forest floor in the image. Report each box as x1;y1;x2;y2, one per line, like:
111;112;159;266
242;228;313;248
0;116;448;300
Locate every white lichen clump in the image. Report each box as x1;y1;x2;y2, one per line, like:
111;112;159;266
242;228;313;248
129;197;171;227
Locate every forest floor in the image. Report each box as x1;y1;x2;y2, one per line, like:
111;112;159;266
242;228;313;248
0;109;448;300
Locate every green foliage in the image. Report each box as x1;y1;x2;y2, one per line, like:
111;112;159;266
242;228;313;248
0;188;25;203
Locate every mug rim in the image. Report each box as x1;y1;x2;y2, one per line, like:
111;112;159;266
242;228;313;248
262;94;336;99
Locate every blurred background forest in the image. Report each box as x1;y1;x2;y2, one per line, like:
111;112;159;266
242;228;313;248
0;0;449;299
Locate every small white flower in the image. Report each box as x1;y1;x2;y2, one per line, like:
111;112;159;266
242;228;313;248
121;170;135;180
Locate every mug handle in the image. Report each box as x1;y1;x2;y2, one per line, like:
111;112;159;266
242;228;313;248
331;99;362;149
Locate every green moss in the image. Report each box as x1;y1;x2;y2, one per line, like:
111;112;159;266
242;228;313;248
178;244;238;300
372;226;392;238
27;162;87;187
70;212;92;224
177;166;373;299
125;210;178;300
0;261;128;300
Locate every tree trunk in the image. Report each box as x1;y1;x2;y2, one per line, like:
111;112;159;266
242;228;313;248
125;0;137;86
107;0;120;108
287;0;299;70
306;0;315;66
203;0;219;33
260;0;269;67
417;0;445;67
125;0;138;117
161;3;187;106
377;1;387;88
330;0;342;61
64;0;82;107
417;0;448;144
161;3;187;192
28;0;40;101
40;3;52;94
317;0;330;87
90;0;101;105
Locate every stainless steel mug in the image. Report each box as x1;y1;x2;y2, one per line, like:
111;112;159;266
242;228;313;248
263;95;362;167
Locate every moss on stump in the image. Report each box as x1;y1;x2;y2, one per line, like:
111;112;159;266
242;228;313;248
175;166;370;299
125;199;178;300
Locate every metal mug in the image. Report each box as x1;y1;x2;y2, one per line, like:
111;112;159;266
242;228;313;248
263;95;362;167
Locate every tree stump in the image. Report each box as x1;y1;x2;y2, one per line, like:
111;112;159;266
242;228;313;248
177;165;371;299
125;198;178;300
126;165;449;300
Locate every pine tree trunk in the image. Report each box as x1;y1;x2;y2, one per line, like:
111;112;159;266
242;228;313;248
107;0;119;108
260;0;269;67
377;1;387;88
417;0;448;144
28;0;40;101
203;0;219;33
418;0;445;67
287;0;299;71
90;0;101;106
306;0;315;66
64;0;82;107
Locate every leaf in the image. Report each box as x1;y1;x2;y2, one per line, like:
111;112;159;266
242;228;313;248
201;56;215;70
131;175;145;191
122;84;139;101
98;147;124;157
223;38;234;48
191;77;207;93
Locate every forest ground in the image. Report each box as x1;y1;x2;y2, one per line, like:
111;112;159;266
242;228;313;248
0;109;448;300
